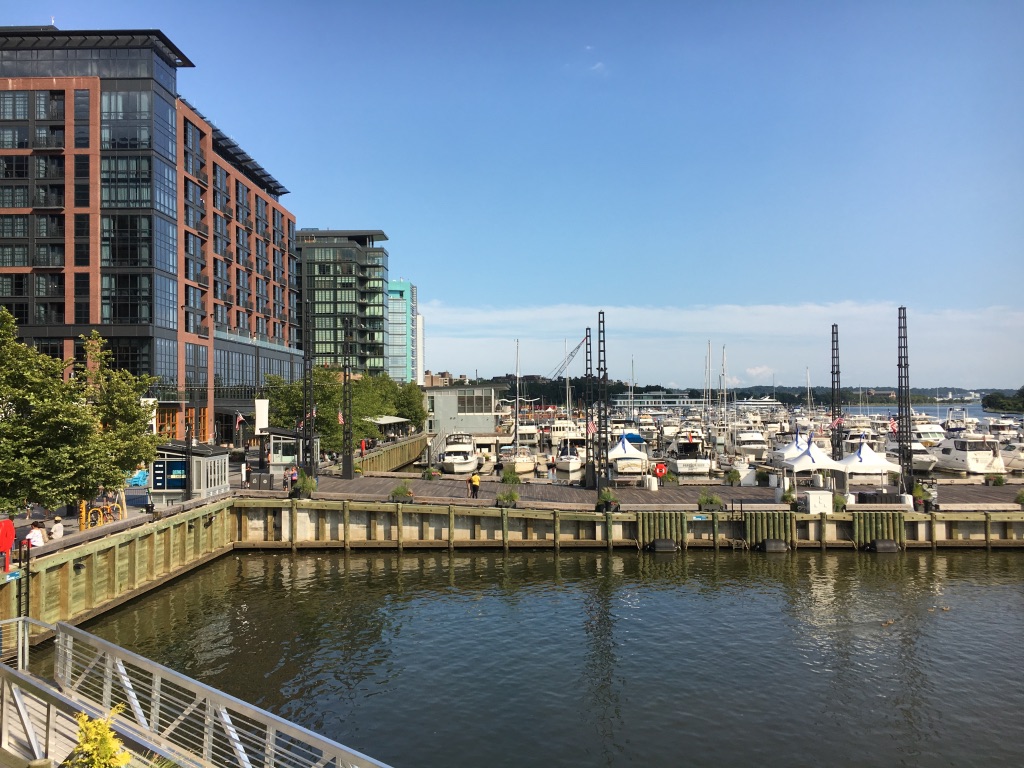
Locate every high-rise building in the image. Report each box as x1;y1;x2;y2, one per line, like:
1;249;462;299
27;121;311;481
294;229;388;375
386;278;418;384
0;26;301;444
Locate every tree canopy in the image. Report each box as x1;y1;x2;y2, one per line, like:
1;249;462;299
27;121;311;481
981;387;1024;414
263;368;427;452
0;310;159;511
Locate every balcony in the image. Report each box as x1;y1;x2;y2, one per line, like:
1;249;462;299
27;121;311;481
195;169;209;187
239;299;253;311
31;136;65;151
198;324;209;337
33;311;65;324
239;258;253;270
32;253;65;267
197;274;210;287
33;193;65;209
195;222;209;238
241;217;254;231
222;248;234;260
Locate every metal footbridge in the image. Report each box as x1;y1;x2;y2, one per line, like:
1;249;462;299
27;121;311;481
0;619;390;768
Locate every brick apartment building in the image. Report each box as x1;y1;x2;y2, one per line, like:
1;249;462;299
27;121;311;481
0;26;301;444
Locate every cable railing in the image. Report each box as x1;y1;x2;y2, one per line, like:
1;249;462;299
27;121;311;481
53;621;390;768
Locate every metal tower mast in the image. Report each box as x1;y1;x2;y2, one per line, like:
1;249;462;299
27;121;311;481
596;311;610;493
584;327;596;489
341;316;354;480
831;323;842;461
897;306;913;494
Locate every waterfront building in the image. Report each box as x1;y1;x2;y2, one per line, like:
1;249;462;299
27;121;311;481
386;277;419;384
0;26;301;444
294;229;388;375
425;384;503;435
609;391;703;412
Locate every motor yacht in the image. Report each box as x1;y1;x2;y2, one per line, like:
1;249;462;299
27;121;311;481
930;435;1005;474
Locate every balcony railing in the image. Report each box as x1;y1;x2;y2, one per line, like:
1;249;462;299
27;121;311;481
197;274;209;287
31;253;65;267
198;324;209;337
241;217;254;231
31;136;65;150
33;193;64;209
195;222;209;238
195;169;209;187
238;258;253;270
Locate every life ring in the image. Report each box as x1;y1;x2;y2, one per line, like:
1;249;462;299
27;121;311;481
653;463;667;478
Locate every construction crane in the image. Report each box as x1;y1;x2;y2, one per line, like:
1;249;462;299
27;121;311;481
548;336;587;380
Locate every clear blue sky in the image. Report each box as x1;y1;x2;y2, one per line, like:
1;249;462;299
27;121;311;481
12;1;1023;389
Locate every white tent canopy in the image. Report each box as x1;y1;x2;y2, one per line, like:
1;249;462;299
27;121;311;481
836;441;902;475
782;441;846;473
608;436;648;461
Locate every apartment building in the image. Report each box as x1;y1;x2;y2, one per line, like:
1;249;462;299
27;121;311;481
294;229;388;375
0;26;301;444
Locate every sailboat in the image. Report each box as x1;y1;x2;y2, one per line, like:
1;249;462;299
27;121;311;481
505;340;538;474
552;339;585;472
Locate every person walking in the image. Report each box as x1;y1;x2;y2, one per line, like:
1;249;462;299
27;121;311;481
470;470;481;499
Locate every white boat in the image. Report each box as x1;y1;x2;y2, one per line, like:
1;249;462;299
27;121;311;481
727;429;769;464
516;419;539;447
930;435;1006;474
981;416;1019;444
607;435;650;475
1000;441;1024;472
439;433;479;474
911;419;947;448
554;437;586;472
666;431;713;475
885;439;939;474
500;445;537;474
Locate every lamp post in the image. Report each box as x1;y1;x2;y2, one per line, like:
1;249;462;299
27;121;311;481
301;295;316;480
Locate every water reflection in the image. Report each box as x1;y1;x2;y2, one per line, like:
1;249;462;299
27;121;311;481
82;550;1024;768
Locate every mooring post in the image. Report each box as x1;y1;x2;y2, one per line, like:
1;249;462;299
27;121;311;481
712;512;719;551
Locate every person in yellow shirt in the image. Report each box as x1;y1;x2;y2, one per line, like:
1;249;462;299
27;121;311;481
470;471;481;499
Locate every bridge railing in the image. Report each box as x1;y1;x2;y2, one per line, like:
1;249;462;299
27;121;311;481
53;621;391;768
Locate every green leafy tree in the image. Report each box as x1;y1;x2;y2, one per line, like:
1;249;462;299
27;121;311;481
264;367;345;451
79;332;160;493
396;381;427;430
0;312;158;512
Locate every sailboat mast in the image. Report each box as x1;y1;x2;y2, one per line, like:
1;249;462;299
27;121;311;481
514;339;520;451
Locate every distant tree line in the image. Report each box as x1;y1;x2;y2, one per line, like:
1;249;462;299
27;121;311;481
981;387;1024;413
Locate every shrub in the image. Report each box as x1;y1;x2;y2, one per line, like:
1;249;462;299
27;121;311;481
501;468;522;485
495;488;519;507
986;474;1006;486
598;487;618;503
665;470;678;484
1015;489;1024;506
390;480;413;499
421;467;436;481
832;493;847;513
755;468;770;483
725;468;741;486
66;707;131;768
697;487;723;509
781;488;796;504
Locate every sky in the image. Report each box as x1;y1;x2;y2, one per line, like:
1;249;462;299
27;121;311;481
8;1;1024;389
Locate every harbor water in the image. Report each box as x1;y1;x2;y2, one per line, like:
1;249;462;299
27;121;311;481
81;550;1023;767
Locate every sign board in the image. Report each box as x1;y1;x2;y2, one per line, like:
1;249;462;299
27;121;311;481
152;460;187;490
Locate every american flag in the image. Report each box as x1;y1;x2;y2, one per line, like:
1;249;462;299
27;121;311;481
889;415;898;434
829;416;844;429
586;420;597;435
235;412;245;430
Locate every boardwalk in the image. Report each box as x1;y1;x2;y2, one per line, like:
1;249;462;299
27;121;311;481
312;471;1022;509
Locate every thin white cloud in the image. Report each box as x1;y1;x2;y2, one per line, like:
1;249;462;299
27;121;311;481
589;62;606;74
419;300;1024;389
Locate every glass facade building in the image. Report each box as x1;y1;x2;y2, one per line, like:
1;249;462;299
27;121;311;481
295;229;389;376
0;26;301;443
386;278;417;384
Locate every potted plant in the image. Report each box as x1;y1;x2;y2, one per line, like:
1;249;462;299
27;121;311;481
596;487;620;513
985;474;1005;486
911;483;930;510
290;471;316;499
755;468;770;487
697;487;723;512
421;467;436;481
725;468;741;487
389;480;414;503
832;492;847;514
501;468;522;485
1015;489;1024;507
495;488;519;508
781;488;796;510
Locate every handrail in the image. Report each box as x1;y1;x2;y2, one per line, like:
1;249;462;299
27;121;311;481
54;622;391;768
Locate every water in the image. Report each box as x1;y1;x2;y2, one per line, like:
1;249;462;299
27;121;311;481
81;550;1024;767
